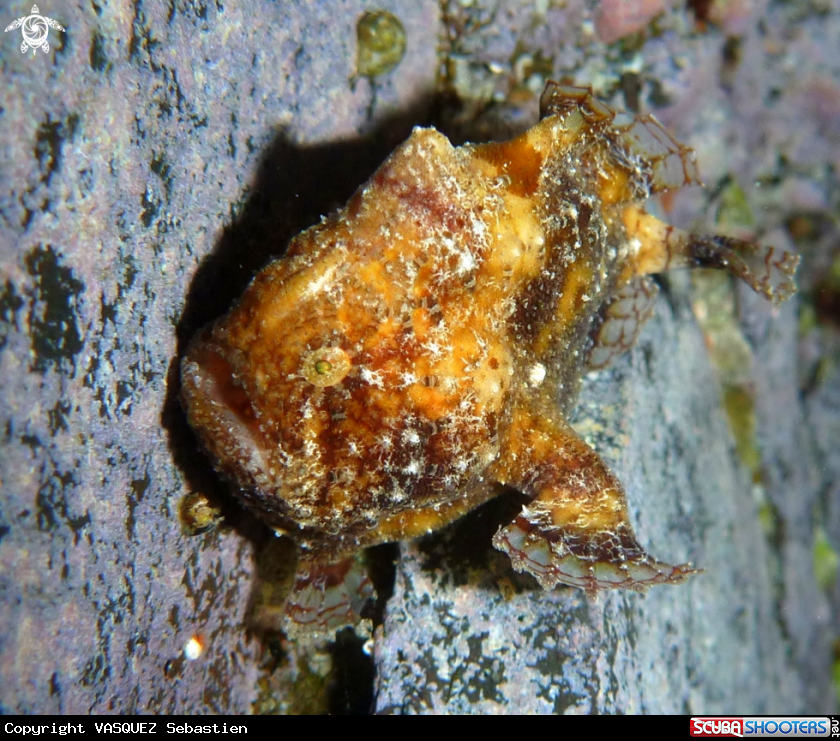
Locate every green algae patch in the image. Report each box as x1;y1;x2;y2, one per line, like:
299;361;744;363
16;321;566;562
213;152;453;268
356;10;407;79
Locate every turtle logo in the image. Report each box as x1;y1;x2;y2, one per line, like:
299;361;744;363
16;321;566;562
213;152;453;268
5;5;64;54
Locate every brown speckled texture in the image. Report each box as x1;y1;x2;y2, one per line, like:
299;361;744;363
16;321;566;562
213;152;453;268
181;81;796;636
374;0;840;715
1;0;838;715
375;294;800;713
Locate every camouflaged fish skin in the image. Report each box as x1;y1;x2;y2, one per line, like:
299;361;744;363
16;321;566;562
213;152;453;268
181;83;799;635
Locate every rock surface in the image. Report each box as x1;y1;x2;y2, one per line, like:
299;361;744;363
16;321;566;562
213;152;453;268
1;0;837;714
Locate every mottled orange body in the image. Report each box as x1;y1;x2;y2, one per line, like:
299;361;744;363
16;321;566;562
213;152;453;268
182;84;798;635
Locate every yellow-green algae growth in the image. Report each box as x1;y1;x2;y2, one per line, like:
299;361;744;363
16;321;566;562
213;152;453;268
356;10;407;78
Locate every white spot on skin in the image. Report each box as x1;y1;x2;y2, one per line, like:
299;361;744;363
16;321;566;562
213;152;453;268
425;340;444;357
398;371;417;388
528;363;546;387
300;398;315;419
457;249;476;275
402;428;421;445
360;367;385;388
470;214;488;245
303;262;338;297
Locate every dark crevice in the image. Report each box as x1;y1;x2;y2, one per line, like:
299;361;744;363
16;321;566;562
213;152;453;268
328;629;375;714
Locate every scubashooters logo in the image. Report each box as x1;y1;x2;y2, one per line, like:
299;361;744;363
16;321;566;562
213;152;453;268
690;717;833;738
4;5;64;54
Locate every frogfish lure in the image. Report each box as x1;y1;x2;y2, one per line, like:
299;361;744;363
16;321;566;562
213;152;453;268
181;83;798;636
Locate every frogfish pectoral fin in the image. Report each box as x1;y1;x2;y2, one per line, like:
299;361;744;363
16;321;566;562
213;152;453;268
491;410;699;594
283;555;375;639
621;204;800;305
587;275;659;370
493;510;699;595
